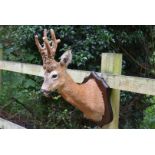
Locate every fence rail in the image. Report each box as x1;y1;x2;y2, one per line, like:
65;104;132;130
0;60;155;96
0;117;25;129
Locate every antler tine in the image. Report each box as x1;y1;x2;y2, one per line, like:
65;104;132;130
50;29;61;46
35;35;42;51
43;29;61;59
42;29;48;49
43;29;47;38
35;33;48;69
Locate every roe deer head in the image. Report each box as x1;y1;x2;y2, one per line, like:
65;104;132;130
35;29;110;124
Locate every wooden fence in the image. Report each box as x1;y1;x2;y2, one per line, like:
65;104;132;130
0;51;155;129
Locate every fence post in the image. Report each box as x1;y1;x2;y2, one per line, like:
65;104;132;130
0;44;3;90
101;53;122;129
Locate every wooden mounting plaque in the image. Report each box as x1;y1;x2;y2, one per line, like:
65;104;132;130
82;71;113;127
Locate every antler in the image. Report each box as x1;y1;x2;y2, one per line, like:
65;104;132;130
35;29;61;68
43;29;61;59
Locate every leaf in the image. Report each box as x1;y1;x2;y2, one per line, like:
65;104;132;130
24;79;35;88
5;47;14;53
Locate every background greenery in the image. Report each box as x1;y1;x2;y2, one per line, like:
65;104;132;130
0;25;154;128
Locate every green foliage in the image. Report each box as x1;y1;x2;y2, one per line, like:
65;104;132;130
140;96;155;129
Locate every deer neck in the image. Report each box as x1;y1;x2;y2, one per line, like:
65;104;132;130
58;71;87;111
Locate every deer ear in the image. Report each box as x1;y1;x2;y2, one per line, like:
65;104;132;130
60;50;72;67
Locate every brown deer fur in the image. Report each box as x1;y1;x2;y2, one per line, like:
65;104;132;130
58;72;105;122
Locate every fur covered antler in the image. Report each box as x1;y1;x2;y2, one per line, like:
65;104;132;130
35;29;61;69
43;29;61;59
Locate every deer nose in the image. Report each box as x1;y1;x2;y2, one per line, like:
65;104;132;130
41;89;50;94
40;89;51;97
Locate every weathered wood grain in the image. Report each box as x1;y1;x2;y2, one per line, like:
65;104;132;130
101;53;122;129
0;117;25;129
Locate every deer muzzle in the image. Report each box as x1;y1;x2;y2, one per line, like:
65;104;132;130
41;89;51;97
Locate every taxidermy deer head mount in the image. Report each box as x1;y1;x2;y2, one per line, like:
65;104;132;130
35;29;113;126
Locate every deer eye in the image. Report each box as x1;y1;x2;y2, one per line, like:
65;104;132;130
52;74;58;79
